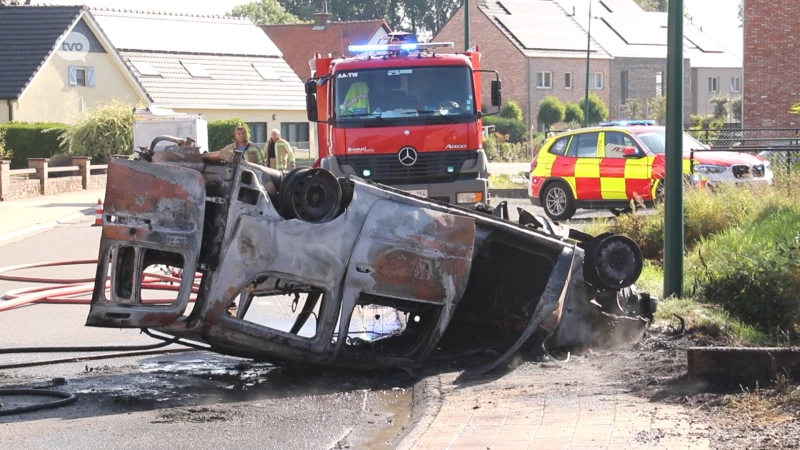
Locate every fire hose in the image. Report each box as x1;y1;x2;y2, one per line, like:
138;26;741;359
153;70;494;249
0;259;210;416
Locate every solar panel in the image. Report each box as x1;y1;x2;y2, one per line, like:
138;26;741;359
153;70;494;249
598;0;644;13
685;27;724;53
91;11;283;57
602;15;667;46
498;0;565;16
496;13;601;52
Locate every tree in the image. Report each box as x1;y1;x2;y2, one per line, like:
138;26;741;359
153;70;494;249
633;0;691;18
647;95;667;124
731;97;743;122
621;99;645;120
710;97;729;120
500;99;524;121
564;102;584;125
537;96;566;129
738;0;743;28
227;0;305;24
579;93;609;125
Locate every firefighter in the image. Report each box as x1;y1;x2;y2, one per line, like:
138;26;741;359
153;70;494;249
266;129;296;171
341;81;370;115
203;126;264;164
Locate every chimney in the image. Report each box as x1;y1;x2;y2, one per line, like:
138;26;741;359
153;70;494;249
313;1;332;28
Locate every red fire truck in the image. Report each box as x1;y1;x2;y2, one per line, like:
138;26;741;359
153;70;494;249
305;33;502;206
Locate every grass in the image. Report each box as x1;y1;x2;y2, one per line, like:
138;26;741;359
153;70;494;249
637;261;772;345
488;173;527;189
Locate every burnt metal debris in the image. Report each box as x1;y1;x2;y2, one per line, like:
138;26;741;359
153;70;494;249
86;140;657;374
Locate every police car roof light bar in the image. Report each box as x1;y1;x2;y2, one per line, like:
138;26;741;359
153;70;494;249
348;42;455;54
599;119;657;127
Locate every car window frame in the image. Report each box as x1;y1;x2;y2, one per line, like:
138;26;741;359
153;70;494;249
566;131;601;159
602;130;644;159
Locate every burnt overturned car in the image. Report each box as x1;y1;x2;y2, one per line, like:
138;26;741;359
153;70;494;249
86;141;656;374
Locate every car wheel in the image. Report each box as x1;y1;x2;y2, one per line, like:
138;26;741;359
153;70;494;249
655;180;666;203
542;181;575;221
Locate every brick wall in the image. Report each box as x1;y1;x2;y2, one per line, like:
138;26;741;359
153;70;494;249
610;58;692;121
88;174;107;191
434;0;528;121
744;0;800;127
528;57;611;128
3;179;41;201
45;176;83;196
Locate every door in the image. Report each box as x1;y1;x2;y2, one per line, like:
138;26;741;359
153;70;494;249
565;131;602;200
600;131;652;200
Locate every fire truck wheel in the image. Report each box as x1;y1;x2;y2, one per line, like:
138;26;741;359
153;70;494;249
541;181;575;222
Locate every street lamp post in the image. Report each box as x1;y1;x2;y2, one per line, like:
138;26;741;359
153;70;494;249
465;0;470;52
583;0;593;127
664;0;685;299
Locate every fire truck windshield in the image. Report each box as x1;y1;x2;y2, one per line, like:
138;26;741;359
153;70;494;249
334;66;475;126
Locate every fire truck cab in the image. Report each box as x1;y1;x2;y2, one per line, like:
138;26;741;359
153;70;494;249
305;33;502;206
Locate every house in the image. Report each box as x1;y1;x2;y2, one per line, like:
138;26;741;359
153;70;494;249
743;0;799;128
0;5;311;151
261;12;392;82
434;0;613;132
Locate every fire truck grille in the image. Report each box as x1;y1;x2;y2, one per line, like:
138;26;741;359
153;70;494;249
338;151;480;184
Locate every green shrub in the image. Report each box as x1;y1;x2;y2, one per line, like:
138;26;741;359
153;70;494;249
579;93;609;125
208;118;251;152
483;116;527;143
689;203;800;332
0;126;7;160
0;122;70;169
483;132;529;162
537;96;565;129
564;102;584;125
59;98;135;162
499;99;524;121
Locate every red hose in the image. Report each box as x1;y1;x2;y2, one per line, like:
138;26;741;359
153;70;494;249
0;260;202;313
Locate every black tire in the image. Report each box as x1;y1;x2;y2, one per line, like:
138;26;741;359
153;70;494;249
655;180;666;204
541;181;576;222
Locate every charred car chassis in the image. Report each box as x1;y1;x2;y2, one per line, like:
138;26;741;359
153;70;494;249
86;145;656;374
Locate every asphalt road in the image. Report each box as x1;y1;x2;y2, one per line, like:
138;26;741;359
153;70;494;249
0;218;413;449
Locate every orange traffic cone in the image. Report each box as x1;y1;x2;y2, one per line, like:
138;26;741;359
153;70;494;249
93;199;104;227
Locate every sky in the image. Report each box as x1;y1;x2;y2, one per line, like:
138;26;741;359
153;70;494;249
34;0;743;56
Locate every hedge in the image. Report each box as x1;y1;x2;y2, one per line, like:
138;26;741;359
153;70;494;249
0;122;70;169
483;116;527;143
208;118;251;152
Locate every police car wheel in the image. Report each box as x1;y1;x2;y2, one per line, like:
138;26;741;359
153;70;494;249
542;182;575;221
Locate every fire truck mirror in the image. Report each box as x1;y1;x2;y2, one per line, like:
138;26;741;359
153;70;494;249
491;80;502;107
305;79;317;95
306;94;318;122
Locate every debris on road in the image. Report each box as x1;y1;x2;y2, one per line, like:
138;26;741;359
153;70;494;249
85;140;657;373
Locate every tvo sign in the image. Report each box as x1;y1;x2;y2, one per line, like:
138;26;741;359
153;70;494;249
59;32;90;61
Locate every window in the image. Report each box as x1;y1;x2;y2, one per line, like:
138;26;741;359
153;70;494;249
621;70;629;103
604;132;640;159
281;122;310;149
591;72;604;90
181;61;210;78
731;76;741;93
536;71;552;89
549;136;570;156
564;72;573;89
656;71;664;97
566;132;599;157
131;60;160;76
253;63;281;80
246;122;267;143
708;76;719;92
68;65;95;87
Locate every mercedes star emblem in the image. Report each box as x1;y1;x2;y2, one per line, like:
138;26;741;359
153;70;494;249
398;147;418;167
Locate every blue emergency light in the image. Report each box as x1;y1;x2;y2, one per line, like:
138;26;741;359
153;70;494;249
599;120;657;127
348;42;455;54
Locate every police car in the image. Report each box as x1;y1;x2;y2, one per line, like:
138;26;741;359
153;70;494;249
529;120;773;221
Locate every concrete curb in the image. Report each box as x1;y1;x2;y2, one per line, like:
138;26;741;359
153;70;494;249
0;208;94;247
394;374;444;450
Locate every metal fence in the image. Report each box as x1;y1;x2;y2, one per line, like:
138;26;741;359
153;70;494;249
685;127;800;187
